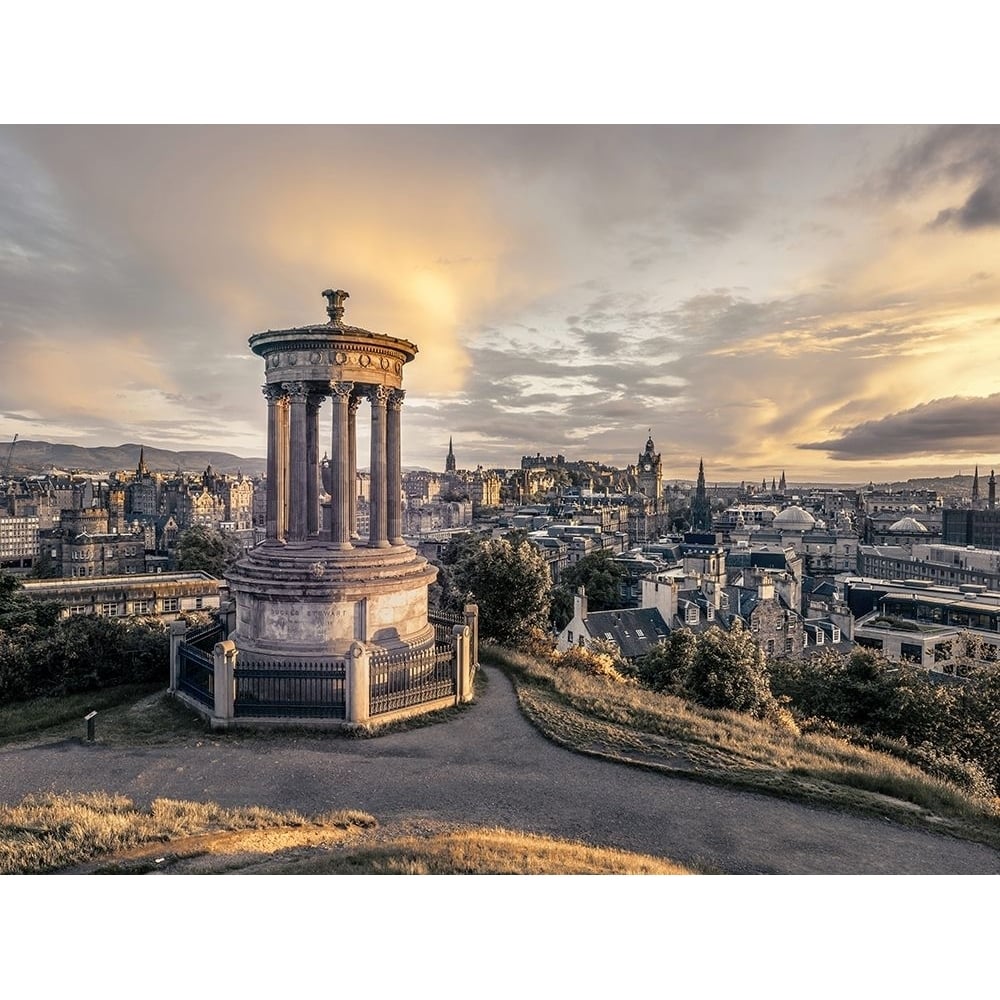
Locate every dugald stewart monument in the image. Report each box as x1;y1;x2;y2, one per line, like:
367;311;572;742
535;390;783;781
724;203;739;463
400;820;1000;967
171;289;477;727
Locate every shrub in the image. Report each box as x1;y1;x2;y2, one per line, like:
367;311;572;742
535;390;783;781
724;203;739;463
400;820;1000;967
685;621;776;718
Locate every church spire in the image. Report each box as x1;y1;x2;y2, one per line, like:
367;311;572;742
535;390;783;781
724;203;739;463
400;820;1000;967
445;436;456;473
691;458;710;531
137;446;148;478
973;465;980;502
990;469;996;510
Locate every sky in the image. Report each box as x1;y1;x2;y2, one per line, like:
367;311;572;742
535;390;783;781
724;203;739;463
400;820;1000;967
3;124;1000;483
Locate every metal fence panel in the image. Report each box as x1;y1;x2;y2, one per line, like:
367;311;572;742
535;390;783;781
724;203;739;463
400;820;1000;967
177;643;214;707
369;644;456;716
234;661;347;719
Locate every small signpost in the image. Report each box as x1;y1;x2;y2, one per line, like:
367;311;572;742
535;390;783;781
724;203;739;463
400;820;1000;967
84;711;97;743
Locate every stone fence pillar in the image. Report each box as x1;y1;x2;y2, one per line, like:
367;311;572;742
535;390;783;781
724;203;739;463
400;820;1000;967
463;603;479;669
168;619;187;692
212;640;237;725
453;624;472;703
219;598;237;639
346;641;371;725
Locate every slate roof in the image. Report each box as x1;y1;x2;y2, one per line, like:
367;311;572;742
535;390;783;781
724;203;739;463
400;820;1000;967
583;607;671;660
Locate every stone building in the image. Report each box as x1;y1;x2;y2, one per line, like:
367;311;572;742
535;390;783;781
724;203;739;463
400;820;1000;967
635;433;663;512
0;513;39;574
22;571;221;621
690;459;711;531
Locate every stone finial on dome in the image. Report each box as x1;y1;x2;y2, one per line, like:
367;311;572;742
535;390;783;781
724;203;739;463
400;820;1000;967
322;288;349;325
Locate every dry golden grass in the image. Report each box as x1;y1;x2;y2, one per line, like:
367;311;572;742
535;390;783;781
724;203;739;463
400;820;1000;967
0;792;366;874
0;792;691;875
264;829;691;874
486;646;1000;847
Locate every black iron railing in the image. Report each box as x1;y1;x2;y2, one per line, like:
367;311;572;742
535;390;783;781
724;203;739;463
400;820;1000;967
177;643;214;707
429;608;463;645
369;643;455;716
234;660;347;719
186;620;226;652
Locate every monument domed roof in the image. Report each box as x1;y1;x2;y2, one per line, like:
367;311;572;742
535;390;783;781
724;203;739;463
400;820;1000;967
889;516;928;533
773;505;816;529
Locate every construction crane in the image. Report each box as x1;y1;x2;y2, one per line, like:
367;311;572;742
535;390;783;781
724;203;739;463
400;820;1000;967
2;433;17;479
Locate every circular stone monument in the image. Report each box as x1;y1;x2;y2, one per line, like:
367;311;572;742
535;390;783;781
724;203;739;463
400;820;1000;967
225;289;438;661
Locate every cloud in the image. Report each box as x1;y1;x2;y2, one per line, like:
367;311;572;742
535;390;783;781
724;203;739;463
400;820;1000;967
799;394;1000;460
932;177;1000;230
879;125;1000;231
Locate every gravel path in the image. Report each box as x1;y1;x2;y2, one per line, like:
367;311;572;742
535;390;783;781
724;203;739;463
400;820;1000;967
2;667;999;874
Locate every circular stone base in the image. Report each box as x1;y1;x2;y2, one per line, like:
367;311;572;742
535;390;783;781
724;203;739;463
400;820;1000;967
225;541;438;658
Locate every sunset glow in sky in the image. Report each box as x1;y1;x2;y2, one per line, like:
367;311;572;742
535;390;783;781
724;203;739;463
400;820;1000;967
3;124;1000;482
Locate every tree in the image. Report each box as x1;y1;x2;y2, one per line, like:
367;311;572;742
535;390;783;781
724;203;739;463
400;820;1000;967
26;549;59;579
686;621;775;717
451;536;551;646
635;628;697;694
551;550;625;629
175;525;243;578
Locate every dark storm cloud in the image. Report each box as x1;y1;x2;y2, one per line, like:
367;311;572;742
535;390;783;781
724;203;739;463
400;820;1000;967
880;125;1000;231
799;394;1000;460
932;178;1000;230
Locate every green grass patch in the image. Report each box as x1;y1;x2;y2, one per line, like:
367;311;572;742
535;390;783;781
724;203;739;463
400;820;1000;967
484;645;1000;850
0;684;172;745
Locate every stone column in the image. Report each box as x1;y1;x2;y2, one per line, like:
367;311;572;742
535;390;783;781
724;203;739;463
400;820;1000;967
348;394;361;539
368;385;390;548
284;381;309;542
387;389;405;545
329;381;354;549
262;384;283;542
306;389;323;537
277;392;290;540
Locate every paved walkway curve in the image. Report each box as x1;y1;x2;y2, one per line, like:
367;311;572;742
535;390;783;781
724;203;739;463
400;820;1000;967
2;667;999;874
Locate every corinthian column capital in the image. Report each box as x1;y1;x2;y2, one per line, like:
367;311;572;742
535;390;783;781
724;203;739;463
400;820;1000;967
367;384;391;407
282;380;309;401
330;380;355;400
388;388;406;412
262;383;284;402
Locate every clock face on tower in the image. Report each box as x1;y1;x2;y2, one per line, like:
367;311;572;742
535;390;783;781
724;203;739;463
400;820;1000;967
644;463;651;471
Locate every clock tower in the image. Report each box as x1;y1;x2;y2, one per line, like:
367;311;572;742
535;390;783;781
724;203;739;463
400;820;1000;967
637;432;663;511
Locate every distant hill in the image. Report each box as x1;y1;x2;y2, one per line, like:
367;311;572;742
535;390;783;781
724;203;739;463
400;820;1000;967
3;439;266;476
881;475;974;494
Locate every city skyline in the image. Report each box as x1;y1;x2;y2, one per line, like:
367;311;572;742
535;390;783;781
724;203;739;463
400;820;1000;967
3;125;1000;481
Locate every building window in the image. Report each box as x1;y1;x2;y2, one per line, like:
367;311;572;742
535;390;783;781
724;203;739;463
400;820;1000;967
162;597;180;613
567;630;573;643
100;603;121;617
68;604;89;616
785;636;793;653
766;639;775;655
194;597;204;610
133;599;150;615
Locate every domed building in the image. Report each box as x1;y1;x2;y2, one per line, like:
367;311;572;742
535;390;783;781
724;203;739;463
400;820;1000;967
772;505;817;532
884;515;931;549
727;501;856;577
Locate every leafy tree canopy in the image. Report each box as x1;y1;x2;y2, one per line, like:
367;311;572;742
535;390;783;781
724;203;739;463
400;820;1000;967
551;550;626;629
450;536;551;646
176;525;243;578
686;621;775;717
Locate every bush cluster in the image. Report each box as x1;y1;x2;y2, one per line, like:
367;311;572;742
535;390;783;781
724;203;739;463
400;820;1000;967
519;628;634;684
771;648;1000;795
0;575;169;705
633;623;778;720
